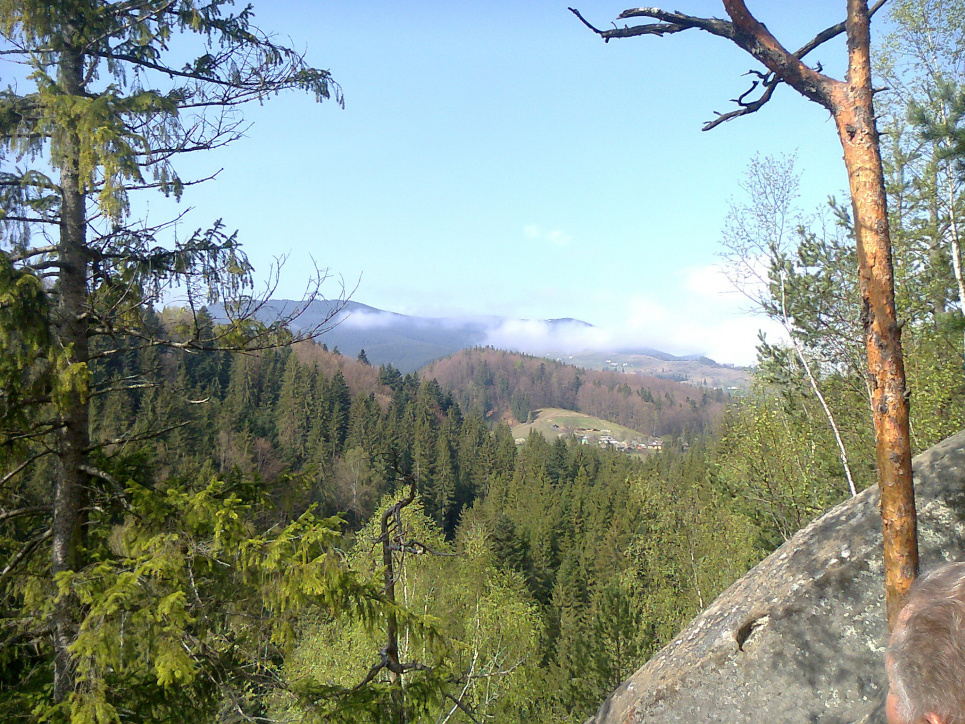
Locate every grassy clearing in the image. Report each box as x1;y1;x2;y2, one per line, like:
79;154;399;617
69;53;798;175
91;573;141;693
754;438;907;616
511;408;652;445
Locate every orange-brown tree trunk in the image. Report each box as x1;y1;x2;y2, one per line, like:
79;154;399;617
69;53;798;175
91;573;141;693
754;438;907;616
575;0;919;629
830;0;917;629
720;0;918;628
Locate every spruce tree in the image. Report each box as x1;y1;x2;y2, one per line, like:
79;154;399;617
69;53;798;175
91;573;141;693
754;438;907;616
0;1;358;717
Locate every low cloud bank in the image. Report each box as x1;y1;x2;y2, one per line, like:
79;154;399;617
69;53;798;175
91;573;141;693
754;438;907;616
480;315;780;367
334;264;787;366
336;306;781;368
479;263;786;366
339;310;400;330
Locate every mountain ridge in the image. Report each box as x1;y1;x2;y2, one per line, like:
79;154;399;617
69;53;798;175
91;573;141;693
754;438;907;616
205;299;744;379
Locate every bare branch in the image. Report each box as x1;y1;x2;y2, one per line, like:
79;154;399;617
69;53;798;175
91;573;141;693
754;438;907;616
0;506;51;524
0;216;57;225
700;0;888;130
0;451;55;489
1;422;65;446
0;528;51;587
703;76;779;131
89;381;160;397
79;464;134;511
571;2;849;128
85;420;193;452
7;244;59;262
442;693;483;724
569;6;734;42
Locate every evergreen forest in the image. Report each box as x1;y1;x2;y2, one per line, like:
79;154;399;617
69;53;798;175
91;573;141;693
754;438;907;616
4;1;965;723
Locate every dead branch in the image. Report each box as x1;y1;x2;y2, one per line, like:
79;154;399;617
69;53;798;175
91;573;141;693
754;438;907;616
79;464;134;511
0;451;55;489
0;528;51;587
568;7;733;41
0;505;51;523
571;1;886;130
84;420;194;452
442;693;483;724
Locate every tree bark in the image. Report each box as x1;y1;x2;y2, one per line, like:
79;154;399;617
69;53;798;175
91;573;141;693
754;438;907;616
829;0;917;630
52;44;91;702
714;0;918;631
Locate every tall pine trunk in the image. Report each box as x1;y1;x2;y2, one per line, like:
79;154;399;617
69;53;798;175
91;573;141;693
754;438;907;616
715;0;919;628
830;0;917;628
52;44;90;702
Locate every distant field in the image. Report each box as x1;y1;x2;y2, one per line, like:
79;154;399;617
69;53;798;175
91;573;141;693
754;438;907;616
511;408;655;448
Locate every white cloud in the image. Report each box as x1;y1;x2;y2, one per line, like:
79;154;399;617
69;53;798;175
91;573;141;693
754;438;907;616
683;263;738;298
483;318;610;355
475;264;789;366
609;264;788;364
524;224;572;247
350;260;789;366
340;310;399;329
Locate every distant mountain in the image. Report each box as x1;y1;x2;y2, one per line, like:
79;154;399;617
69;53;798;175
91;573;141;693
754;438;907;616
547;317;593;327
616;347;719;365
204;299;744;381
207;299;492;371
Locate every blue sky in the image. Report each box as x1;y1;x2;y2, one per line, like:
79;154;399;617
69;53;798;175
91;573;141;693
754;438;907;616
149;2;884;365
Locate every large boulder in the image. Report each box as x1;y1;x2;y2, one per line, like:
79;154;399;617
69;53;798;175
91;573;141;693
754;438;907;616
587;430;965;724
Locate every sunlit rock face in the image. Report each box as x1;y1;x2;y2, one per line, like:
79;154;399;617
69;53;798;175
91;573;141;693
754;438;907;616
587;431;965;724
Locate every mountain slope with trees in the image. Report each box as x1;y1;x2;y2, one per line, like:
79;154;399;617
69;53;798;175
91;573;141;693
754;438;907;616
3;305;765;722
423;347;728;437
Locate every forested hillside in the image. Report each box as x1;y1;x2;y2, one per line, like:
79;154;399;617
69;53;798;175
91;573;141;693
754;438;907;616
423;348;727;436
3;307;768;722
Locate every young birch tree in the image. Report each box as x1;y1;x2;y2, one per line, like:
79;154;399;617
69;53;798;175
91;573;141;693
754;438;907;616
570;0;917;628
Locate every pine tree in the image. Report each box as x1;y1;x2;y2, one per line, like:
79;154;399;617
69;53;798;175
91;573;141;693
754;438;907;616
0;1;355;716
276;351;311;465
327;370;352;458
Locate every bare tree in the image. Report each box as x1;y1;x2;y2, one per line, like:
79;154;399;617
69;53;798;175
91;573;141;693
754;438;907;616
570;0;917;629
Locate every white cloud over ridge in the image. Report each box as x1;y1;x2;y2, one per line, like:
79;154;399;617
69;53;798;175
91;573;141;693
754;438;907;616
480;314;780;367
340;310;399;329
480;264;787;366
333;264;787;367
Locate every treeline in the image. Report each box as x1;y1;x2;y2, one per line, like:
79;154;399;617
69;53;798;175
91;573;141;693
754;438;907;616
424;347;727;436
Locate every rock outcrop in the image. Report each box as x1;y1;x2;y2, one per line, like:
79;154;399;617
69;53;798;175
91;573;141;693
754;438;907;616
587;430;965;724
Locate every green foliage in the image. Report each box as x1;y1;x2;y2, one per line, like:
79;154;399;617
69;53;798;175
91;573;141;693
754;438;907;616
3;466;391;723
281;494;542;724
10;4;965;724
0;253;50;434
0;0;355;719
715;385;872;546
